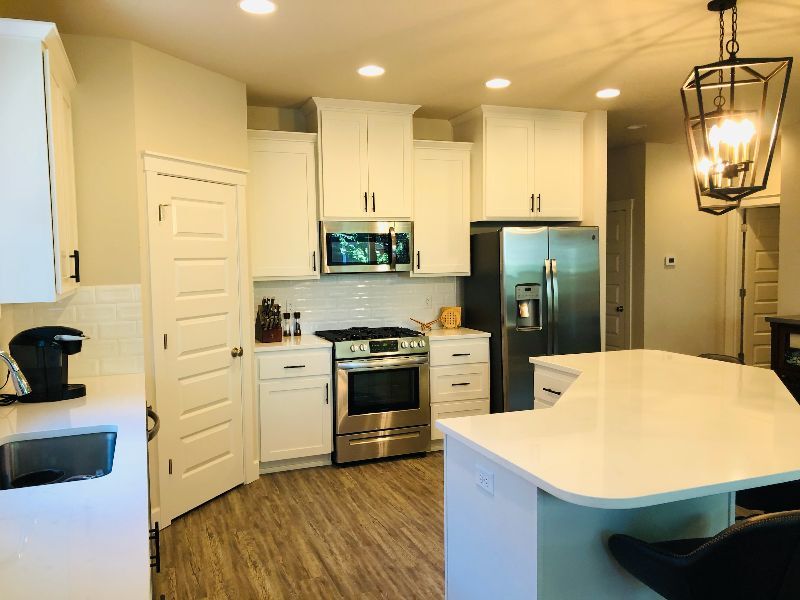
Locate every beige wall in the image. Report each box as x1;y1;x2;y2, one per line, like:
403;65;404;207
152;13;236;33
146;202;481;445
63;35;140;285
778;121;800;314
642;143;727;355
413;117;453;141
608;143;646;348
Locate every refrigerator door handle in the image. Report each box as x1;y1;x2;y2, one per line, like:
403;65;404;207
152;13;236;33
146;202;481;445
544;258;554;355
551;258;559;355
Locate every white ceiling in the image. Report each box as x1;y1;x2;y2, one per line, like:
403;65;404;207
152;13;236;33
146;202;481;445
2;0;798;145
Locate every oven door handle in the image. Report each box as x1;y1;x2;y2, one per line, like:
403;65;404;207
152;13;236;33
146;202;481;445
336;355;429;371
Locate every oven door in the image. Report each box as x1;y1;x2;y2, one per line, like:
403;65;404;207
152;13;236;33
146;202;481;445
335;355;430;435
321;221;412;273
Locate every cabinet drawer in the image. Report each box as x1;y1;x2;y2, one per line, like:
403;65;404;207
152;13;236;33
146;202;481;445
430;338;489;367
257;349;331;380
431;399;489;441
430;363;489;404
533;367;576;405
533;398;555;410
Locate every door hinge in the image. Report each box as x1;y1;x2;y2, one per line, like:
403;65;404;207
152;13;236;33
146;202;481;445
739;288;747;298
740;223;748;233
163;333;168;349
168;459;172;475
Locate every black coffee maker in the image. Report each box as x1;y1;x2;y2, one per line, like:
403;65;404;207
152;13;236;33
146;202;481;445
9;326;87;402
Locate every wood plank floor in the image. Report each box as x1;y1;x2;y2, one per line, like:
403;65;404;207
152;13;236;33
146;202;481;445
153;452;444;599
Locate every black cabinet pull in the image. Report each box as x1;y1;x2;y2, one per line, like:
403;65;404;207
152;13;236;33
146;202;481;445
325;382;329;404
284;365;306;369
312;251;317;272
371;192;376;212
537;193;542;212
416;251;421;269
531;193;535;212
451;382;471;387
150;522;161;572
69;249;80;283
364;192;368;212
452;353;471;357
543;387;562;396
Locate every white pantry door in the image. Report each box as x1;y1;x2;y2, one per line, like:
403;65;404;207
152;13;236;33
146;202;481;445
150;173;245;521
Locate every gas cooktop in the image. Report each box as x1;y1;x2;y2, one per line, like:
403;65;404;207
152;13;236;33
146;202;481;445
314;326;423;343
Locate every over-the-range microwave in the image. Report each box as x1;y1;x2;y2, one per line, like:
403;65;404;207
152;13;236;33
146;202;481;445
320;221;413;273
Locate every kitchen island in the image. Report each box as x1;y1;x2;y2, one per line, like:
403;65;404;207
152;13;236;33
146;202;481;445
436;350;800;599
0;374;151;599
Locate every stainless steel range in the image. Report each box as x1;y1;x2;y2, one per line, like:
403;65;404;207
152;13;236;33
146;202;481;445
314;326;430;464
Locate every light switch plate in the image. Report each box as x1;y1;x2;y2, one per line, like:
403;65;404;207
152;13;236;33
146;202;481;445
664;256;676;268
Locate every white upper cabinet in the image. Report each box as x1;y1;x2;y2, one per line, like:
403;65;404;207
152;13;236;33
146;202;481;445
247;131;320;280
413;141;472;276
0;19;79;303
304;98;419;221
452;105;585;222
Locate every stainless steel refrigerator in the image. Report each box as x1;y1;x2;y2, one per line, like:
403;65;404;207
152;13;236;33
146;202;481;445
463;227;600;412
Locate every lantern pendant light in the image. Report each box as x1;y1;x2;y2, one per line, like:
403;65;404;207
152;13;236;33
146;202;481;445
681;0;792;215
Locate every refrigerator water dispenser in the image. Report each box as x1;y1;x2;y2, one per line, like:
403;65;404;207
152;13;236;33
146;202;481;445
515;284;541;330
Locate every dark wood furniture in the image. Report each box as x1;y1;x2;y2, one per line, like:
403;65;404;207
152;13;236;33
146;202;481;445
767;315;800;404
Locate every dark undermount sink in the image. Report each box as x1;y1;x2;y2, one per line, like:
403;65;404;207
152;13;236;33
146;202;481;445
0;431;117;490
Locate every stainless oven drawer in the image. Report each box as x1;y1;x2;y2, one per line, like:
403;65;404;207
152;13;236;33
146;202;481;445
335;425;430;463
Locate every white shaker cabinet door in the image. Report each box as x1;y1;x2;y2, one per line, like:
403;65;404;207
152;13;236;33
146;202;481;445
319;110;369;219
248;133;319;279
259;376;332;462
367;112;412;219
484;116;535;219
533;117;583;220
413;143;470;275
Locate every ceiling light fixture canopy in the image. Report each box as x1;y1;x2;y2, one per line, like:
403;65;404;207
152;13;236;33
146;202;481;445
681;0;792;215
239;0;276;14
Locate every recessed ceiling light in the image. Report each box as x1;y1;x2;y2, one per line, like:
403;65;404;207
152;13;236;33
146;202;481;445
239;0;276;15
627;124;647;130
596;88;621;99
485;78;511;89
358;65;385;77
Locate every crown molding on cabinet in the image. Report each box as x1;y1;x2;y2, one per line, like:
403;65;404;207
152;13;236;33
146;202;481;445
450;104;586;127
247;129;317;143
302;97;421;117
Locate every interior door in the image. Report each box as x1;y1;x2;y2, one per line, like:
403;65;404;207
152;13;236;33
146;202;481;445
533;118;583;220
743;207;780;367
247;135;318;278
367;113;412;219
485;117;534;218
413;146;470;275
320;110;368;219
606;206;631;350
149;174;245;522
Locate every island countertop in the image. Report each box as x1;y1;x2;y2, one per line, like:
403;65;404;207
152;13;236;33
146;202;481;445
0;374;150;599
436;350;800;509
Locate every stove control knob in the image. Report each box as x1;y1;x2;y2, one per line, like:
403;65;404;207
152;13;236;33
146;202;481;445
359;344;367;352
409;341;417;348
417;340;426;348
400;341;409;349
350;344;357;352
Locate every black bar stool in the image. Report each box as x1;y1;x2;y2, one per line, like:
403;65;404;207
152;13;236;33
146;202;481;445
608;510;800;599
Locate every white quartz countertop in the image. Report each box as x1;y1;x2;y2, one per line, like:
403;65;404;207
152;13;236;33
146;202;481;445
253;334;332;352
426;328;490;340
0;374;150;599
436;350;800;509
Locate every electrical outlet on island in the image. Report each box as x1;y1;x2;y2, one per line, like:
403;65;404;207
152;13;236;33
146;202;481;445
476;465;494;495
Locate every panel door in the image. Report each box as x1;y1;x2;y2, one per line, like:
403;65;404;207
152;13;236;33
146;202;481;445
47;60;79;297
149;174;245;521
744;207;780;367
319;110;368;219
606;207;631;350
259;376;332;462
247;136;319;278
484;117;535;218
533;118;583;220
367;113;412;219
413;147;470;275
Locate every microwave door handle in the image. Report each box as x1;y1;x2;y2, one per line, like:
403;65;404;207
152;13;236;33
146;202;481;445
389;226;397;269
551;258;559;355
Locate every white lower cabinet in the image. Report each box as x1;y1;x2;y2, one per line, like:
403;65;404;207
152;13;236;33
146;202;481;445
533;365;577;408
257;347;333;464
428;333;491;442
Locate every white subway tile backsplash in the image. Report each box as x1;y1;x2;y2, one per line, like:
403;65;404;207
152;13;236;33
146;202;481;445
13;284;143;376
254;274;458;334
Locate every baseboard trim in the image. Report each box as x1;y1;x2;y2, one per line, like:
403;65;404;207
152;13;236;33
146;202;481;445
430;439;443;452
259;454;332;474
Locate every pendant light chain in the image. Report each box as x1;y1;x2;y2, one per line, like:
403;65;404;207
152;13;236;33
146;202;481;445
714;10;726;109
727;6;739;58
